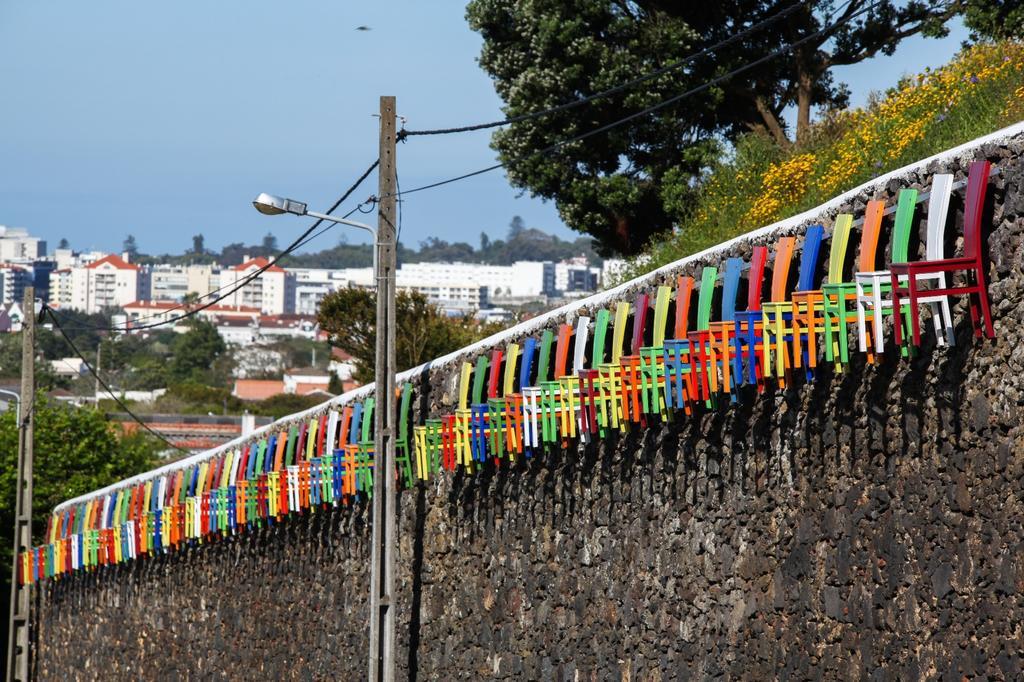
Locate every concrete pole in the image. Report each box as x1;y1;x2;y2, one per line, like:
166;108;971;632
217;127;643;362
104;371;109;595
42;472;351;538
6;286;35;681
368;96;397;682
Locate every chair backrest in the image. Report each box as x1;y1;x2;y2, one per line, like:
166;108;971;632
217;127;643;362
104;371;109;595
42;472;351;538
857;200;886;272
484;349;500;398
591;309;610;365
925;174;954;261
349;403;362;445
611;302;630;363
720;258;743;322
891;189;919;264
518;338;536;390
796;225;825;291
536;328;554;382
826;214;854;285
573;316;590;373
471;356;487;403
769;237;796;302
553;323;572;377
696;266;718;330
458;362;472;410
963;159;992;260
674;276;695;338
746;246;768;311
630;293;649;354
398;383;412;440
503;343;519;395
360;399;374;442
651;285;671;347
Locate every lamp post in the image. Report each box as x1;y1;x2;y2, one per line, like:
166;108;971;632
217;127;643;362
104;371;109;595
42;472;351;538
253;96;398;682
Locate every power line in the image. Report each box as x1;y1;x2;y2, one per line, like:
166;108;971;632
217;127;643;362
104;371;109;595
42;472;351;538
45;306;190;456
51;159;380;333
399;1;805;138
393;0;874;198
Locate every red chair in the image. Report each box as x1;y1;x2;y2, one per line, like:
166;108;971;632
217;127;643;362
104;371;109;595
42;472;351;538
891;160;996;347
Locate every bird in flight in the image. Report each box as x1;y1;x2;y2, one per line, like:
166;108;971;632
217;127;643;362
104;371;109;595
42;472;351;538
355;25;371;31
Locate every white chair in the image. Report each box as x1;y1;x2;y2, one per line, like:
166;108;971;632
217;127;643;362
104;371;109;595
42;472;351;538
855;175;955;353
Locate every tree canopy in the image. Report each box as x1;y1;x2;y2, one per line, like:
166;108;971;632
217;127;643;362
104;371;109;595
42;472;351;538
317;288;503;384
465;0;993;254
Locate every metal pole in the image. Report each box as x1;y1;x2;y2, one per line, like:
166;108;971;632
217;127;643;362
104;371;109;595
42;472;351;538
368;96;397;682
6;286;35;681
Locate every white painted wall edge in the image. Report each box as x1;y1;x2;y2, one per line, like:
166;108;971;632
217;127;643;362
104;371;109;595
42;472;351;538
53;118;1024;513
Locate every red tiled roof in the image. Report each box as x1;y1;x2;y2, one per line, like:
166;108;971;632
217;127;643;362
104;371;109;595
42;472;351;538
232;379;285;401
124;300;261;314
85;254;139;271
231;256;285;274
294;381;330;396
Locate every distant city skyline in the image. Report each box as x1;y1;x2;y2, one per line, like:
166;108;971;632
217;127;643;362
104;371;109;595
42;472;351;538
1;2;968;255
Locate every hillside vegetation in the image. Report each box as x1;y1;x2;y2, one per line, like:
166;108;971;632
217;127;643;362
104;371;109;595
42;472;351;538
620;40;1024;281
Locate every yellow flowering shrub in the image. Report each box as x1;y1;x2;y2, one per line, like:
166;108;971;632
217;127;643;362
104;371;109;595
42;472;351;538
622;40;1024;282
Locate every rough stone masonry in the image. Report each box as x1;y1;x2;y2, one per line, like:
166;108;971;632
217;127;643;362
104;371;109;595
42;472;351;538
32;132;1024;680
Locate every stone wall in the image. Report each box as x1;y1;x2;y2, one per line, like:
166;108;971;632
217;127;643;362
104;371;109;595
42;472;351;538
32;132;1024;680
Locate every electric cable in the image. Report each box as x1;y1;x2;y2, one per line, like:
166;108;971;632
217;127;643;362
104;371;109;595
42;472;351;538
393;0;876;198
45;306;190;455
399;1;806;137
51;160;380;332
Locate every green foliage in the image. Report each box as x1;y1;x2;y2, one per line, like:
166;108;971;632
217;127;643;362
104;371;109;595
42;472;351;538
466;1;967;254
964;1;1024;40
0;400;159;602
619;40;1024;281
318;288;504;384
169;319;228;385
253;393;327;420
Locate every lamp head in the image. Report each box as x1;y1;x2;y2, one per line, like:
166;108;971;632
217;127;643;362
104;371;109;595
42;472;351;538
252;193;308;217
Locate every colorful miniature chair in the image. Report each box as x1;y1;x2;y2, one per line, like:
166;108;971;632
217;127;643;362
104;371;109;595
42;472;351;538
855;189;919;355
732;247;770;389
790;216;853;375
663;276;697;414
763;225;825;384
685;266;720;406
706;258;743;401
856;174;957;351
892;160;995;347
745;236;796;383
639;286;672;419
821;201;886;367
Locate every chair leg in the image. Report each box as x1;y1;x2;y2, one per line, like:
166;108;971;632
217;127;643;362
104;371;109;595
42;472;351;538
937;273;955;347
856;282;868;353
892;280;904;347
974;263;996;339
871;278;885;355
928;301;944;347
907;277;922;348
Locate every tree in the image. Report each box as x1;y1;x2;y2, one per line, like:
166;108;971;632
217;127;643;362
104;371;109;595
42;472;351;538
169;319;226;383
479;232;491;253
466;0;966;254
57;238;70;250
191;233;205;255
963;0;1024;40
123;234;139;260
262;232;279;253
0;401;158;644
318;288;504;384
508;215;526;240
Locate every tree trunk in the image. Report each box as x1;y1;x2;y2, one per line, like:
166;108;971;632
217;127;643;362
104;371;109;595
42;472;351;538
754;96;791;148
795;69;814;145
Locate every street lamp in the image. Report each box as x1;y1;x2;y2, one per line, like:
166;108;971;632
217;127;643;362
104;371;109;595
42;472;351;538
253;181;399;681
253;192;376;238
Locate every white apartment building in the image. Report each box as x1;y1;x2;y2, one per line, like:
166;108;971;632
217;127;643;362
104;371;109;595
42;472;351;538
123;300;260;328
287;268;355;316
220;257;295;315
48;254;147;313
396;261;554;300
554;257;601;294
0;226;46;261
0;264;33;304
149;264;220;301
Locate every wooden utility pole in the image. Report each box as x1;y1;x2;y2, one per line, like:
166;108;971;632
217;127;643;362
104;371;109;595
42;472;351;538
6;286;35;681
368;96;397;682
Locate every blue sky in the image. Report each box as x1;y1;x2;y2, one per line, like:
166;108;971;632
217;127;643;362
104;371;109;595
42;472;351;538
0;2;968;256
